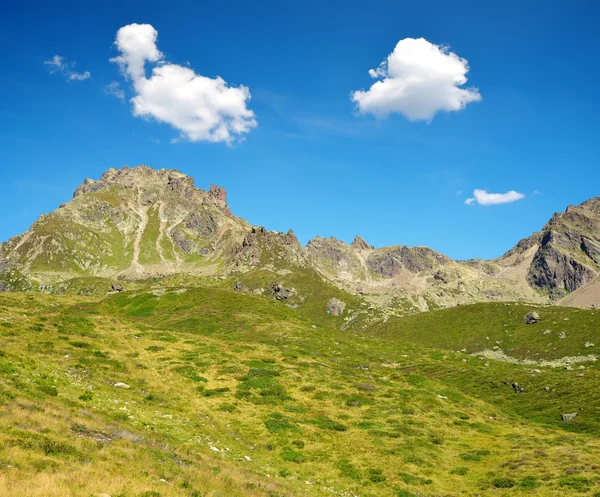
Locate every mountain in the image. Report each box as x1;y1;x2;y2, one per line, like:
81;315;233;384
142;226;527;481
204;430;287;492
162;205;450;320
3;165;600;497
1;165;599;310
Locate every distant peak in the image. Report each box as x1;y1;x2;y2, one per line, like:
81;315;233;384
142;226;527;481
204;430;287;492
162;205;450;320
351;235;373;250
72;164;229;211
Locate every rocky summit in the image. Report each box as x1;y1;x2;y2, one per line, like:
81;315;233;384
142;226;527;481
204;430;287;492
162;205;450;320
1;165;599;310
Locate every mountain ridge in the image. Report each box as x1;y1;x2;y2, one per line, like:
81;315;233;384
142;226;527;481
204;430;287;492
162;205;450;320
1;165;599;310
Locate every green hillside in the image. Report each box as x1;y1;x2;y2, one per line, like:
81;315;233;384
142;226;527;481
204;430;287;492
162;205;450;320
2;289;600;496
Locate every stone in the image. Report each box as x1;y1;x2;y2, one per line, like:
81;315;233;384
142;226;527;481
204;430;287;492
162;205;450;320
558;332;566;339
561;412;578;422
111;283;124;292
114;382;130;389
209;184;227;202
585;341;595;348
233;281;248;292
266;282;295;301
512;382;523;393
524;311;541;324
326;298;346;316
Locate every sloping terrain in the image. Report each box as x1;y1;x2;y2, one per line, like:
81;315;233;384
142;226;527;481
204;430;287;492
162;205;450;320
2;289;600;496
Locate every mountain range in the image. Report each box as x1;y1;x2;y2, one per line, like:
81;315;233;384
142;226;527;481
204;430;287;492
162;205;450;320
1;165;599;311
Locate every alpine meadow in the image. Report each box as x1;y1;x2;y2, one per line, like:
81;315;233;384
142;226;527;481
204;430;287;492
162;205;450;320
1;2;600;497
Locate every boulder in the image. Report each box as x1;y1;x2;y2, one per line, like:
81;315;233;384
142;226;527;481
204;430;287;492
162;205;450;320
524;311;541;324
326;298;346;316
561;412;578;422
266;282;295;301
111;283;124;293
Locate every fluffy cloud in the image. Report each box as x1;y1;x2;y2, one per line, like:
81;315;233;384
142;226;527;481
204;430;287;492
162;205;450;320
465;189;525;206
111;23;256;144
44;55;90;81
351;38;481;120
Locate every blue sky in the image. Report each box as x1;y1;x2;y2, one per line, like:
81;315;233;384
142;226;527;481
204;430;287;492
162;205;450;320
1;0;598;259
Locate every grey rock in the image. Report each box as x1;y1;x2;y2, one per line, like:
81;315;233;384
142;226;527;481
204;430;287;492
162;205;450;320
266;282;295;301
585;341;595;348
561;412;578;422
111;283;124;292
326;298;346;316
524;311;541;324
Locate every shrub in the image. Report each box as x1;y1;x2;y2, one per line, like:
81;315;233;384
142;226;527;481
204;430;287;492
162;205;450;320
202;387;230;397
368;468;386;483
337;458;361;480
310;416;347;432
291;439;305;448
265;414;297;433
492;477;516;488
79;390;93;401
558;476;592;491
520;476;541;489
38;383;58;397
450;467;468;475
281;449;305;463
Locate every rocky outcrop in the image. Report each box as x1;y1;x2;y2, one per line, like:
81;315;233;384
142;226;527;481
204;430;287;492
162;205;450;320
526;202;600;299
351;236;373;250
265;282;296;300
366;246;450;277
326;298;346;316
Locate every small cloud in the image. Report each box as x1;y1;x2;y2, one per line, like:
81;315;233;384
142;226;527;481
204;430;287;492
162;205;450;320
110;23;256;145
532;190;543;196
149;137;160;144
104;81;125;100
351;38;481;121
44;55;66;73
456;190;463;196
69;71;90;81
465;189;525;206
44;55;91;81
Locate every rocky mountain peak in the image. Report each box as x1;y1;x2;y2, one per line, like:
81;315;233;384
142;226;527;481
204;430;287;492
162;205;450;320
72;165;229;212
351;235;374;250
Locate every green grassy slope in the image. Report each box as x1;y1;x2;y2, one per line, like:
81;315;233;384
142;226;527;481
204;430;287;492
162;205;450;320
2;289;600;496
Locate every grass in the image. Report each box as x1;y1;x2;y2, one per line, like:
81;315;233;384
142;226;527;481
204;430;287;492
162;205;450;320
1;289;600;496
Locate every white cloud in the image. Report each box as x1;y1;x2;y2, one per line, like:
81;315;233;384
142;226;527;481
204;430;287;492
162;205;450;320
69;71;91;81
44;55;66;73
111;23;256;144
351;38;481;121
44;55;90;81
104;81;125;100
465;189;525;206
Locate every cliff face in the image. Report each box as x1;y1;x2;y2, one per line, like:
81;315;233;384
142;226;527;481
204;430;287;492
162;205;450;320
1;165;599;308
526;199;600;299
